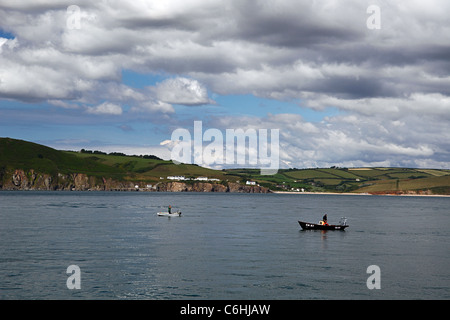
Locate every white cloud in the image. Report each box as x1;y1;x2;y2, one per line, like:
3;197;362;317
86;102;122;115
47;99;80;109
207;110;450;169
154;77;213;106
316;93;450;120
130;99;174;114
0;37;8;52
1;0;450;168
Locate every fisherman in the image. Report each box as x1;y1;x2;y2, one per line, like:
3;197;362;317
168;205;172;214
322;214;328;226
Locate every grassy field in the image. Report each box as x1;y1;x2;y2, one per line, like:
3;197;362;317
1;137;450;194
0;138;124;179
67;151;240;183
355;175;450;193
240;167;450;194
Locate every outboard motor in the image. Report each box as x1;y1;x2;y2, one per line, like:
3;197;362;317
339;217;348;226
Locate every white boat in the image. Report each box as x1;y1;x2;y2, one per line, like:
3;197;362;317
157;211;182;217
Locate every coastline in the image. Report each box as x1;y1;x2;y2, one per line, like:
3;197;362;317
1;188;449;197
271;191;365;195
270;191;450;197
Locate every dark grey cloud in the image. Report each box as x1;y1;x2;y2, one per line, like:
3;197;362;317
2;0;449;100
229;1;365;48
307;76;396;99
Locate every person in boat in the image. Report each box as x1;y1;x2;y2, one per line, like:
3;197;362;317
168;205;172;214
322;214;329;226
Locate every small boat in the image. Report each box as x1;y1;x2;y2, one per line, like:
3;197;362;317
298;217;348;231
157;211;182;217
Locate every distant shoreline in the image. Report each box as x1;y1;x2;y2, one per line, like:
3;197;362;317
271;191;364;195
270;191;450;197
1;189;450;197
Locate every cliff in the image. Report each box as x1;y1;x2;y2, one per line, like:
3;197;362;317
0;168;269;193
3;137;449;195
156;181;269;193
0;138;270;193
1;169;109;191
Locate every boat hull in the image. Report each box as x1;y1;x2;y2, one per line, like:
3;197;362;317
298;221;348;231
157;211;182;217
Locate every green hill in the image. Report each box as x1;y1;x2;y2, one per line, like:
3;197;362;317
223;166;450;195
0;137;241;190
67;150;237;183
0;137;124;179
1;137;449;194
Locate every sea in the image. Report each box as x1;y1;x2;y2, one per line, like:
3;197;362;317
0;191;449;300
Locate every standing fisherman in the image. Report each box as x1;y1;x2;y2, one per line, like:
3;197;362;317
322;214;328;226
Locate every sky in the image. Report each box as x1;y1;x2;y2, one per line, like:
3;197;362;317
1;0;450;169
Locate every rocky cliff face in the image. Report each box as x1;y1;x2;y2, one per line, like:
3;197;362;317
5;169;54;190
0;168;269;193
156;181;269;193
0;169;108;191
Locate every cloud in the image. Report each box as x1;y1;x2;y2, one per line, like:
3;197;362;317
86;102;122;115
154;77;213;106
47;99;80;109
129;99;174;114
1;0;450;168
2;0;450;105
208;111;450;169
304;93;450;118
0;37;8;52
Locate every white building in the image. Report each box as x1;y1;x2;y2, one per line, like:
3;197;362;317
194;177;221;182
246;181;256;185
167;176;186;181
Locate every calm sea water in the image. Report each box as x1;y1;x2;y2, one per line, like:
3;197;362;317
0;191;449;300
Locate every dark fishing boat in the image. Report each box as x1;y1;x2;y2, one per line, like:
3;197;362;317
298;217;349;231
